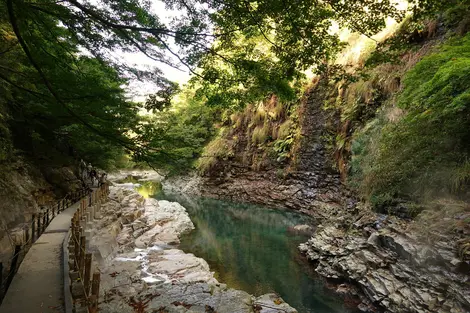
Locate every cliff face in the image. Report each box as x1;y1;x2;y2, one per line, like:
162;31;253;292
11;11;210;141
299;203;470;313
185;76;470;312
195;80;354;219
0;158;81;290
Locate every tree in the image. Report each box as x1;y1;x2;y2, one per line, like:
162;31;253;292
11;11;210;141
0;1;139;169
1;0;413;169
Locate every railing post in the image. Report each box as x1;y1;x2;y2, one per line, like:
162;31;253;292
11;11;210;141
37;213;41;238
42;210;47;233
31;214;36;243
74;228;80;269
46;208;50;226
0;262;3;302
84;253;92;295
89;272;100;313
24;226;29;244
79;236;86;278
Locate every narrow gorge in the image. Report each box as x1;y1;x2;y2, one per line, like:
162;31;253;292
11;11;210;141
0;1;469;313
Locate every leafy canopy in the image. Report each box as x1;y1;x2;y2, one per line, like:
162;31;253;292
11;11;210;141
1;0;416;169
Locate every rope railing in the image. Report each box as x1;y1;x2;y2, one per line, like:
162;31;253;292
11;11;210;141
0;186;91;305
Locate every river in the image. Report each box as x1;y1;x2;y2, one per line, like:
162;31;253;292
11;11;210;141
129;180;358;313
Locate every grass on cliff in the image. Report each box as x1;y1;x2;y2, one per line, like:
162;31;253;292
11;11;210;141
196;95;300;174
196;135;234;174
350;32;470;206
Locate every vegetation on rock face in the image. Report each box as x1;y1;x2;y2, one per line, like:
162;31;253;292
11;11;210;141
196;95;300;174
355;33;470;203
334;4;470;211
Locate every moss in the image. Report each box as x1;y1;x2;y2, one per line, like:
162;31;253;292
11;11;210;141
350;33;470;204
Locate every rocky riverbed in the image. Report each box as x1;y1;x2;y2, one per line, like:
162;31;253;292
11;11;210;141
299;206;470;313
88;185;297;313
108;169;470;312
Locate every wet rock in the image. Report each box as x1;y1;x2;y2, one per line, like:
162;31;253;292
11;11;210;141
299;211;470;313
287;224;315;236
146;249;218;284
254;294;297;313
90;186;298;313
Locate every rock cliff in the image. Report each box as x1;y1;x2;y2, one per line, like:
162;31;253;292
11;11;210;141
299;207;470;313
0;159;81;288
165;80;353;219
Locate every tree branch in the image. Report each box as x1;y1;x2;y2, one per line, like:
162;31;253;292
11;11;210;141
0;72;50;100
6;0;137;152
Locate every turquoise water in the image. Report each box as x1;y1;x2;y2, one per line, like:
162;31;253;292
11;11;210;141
152;191;358;313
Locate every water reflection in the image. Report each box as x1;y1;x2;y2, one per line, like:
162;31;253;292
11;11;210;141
151;192;356;313
136;181;162;198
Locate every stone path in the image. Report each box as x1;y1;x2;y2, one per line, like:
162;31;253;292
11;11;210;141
0;201;80;313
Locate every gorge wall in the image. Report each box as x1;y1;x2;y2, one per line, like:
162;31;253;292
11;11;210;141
0;158;82;293
187;79;355;219
169;79;470;312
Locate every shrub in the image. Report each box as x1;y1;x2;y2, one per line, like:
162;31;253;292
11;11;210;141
351;33;470;205
277;120;294;140
252;106;267;126
251;122;271;145
196;136;232;174
230;112;244;129
270;101;286;121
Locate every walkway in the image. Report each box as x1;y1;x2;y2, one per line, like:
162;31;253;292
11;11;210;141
0;201;80;313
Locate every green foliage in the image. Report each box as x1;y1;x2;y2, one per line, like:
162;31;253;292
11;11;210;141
251;123;270;145
351;34;470;205
273;135;295;163
367;1;470;68
442;2;470;27
135;89;218;173
189;0;407;109
0;7;138;170
196;136;233;174
0;0;447;176
0;0;223;173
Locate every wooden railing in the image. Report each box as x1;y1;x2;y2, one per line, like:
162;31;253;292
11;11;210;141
0;187;90;304
67;183;109;313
